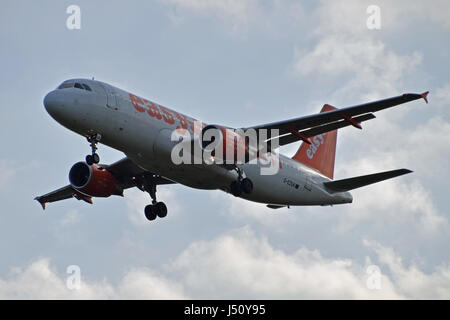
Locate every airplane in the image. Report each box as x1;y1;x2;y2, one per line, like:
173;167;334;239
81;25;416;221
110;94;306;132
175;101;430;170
35;78;429;221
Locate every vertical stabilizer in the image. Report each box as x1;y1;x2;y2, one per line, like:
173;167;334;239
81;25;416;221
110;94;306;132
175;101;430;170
292;104;338;179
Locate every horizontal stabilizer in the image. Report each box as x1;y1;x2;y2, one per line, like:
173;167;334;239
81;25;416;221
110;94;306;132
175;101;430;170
324;169;412;193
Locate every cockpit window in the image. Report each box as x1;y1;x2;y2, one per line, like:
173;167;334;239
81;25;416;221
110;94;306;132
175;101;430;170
57;81;74;89
57;81;93;92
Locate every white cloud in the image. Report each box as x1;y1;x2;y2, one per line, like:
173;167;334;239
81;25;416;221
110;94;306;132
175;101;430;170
313;0;369;36
117;268;187;299
294;35;422;96
0;160;15;189
161;0;450;36
171;227;400;299
292;5;423;101
289;1;450;107
403;117;450;174
125;189;152;226
331;117;450;234
0;259;114;299
59;209;81;227
435;84;450;107
334;175;447;235
211;191;295;230
0;259;186;299
161;0;260;29
333;113;450;233
376;0;450;31
161;0;306;33
1;228;449;299
313;0;450;35
365;239;450;299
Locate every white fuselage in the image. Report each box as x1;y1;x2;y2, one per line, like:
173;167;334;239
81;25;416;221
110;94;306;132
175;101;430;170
43;79;353;206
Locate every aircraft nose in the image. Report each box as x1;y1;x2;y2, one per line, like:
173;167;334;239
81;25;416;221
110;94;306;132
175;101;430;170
44;90;57;113
43;90;65;118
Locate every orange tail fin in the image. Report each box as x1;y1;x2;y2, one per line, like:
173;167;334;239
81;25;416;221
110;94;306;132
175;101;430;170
292;104;338;179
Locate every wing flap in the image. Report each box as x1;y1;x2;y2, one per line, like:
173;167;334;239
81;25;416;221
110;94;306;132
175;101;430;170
323;169;412;193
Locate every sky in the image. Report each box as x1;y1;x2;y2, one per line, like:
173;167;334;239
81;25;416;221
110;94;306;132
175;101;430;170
0;0;449;299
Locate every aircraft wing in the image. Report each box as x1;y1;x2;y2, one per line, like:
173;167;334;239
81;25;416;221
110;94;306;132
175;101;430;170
244;92;429;147
34;157;175;209
34;185;76;208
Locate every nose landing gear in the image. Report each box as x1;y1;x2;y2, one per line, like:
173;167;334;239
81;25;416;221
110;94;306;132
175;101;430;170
85;133;102;165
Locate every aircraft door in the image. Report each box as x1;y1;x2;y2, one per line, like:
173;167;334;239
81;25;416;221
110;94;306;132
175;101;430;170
99;83;119;110
304;173;313;191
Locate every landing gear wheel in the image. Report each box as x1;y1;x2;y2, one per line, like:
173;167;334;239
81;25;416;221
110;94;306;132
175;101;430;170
85;153;100;165
144;205;157;221
139;174;169;222
155;202;168;218
230;181;242;197
85;155;94;166
241;178;253;194
92;153;100;164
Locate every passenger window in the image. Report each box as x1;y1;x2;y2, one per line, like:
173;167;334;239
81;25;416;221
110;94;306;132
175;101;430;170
74;83;83;90
82;84;92;91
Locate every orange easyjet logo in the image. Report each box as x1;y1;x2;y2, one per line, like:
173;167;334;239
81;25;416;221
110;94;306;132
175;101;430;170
306;134;325;159
129;93;200;134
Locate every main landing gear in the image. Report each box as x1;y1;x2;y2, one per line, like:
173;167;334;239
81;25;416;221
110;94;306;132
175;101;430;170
138;175;168;222
230;167;253;197
85;133;102;165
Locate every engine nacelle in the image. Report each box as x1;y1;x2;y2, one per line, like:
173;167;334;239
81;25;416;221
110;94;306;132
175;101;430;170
200;124;249;165
69;162;121;197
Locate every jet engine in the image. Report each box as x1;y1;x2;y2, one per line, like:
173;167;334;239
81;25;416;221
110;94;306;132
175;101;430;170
69;162;122;197
200;124;250;165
